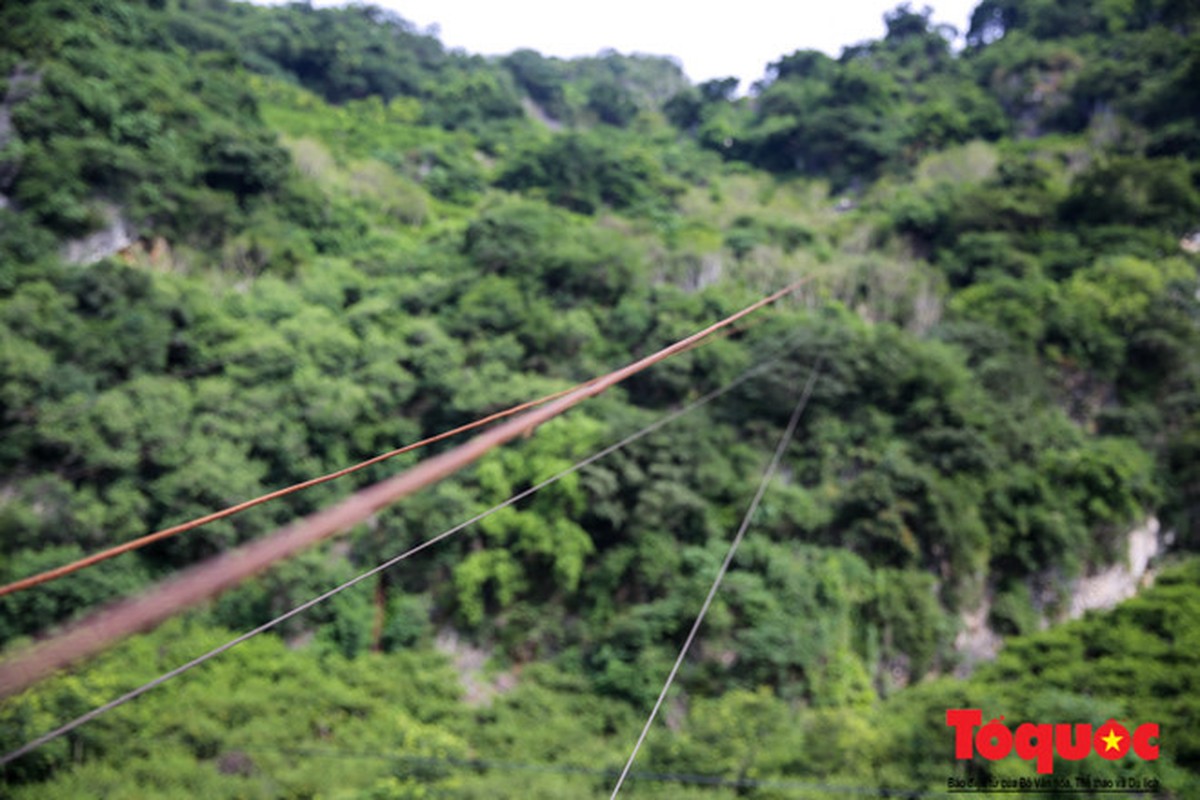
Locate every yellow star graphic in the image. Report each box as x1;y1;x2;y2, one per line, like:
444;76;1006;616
1101;729;1124;752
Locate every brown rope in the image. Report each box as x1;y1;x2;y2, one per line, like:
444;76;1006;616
0;278;807;699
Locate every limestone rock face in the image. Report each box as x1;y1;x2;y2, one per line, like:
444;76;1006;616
1068;516;1161;620
61;204;136;266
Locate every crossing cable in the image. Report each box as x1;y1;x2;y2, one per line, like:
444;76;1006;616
610;360;822;800
0;341;810;767
0;278;808;703
0;297;768;600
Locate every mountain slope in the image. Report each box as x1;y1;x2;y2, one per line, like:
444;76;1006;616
0;0;1197;796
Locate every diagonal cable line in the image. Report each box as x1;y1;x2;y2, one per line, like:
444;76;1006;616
0;379;599;599
0;297;770;600
0;279;809;700
0;341;808;768
610;360;822;799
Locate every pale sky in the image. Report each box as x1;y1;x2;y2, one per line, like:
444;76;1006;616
348;0;984;89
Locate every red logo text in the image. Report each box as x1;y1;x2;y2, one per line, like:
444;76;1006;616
946;709;1159;775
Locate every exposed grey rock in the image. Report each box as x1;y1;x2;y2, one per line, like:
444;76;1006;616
956;515;1163;677
62;204;136;265
1181;229;1200;254
1068;516;1161;619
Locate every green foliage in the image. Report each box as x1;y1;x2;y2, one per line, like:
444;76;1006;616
723;214;814;260
0;1;308;244
871;568;954;679
503;49;570;121
723;8;1008;185
381;593;432;652
503;48;687;129
1;620;472;795
460;198;641;305
421;66;524;133
749;60;909;186
723;541;877;702
200;128;290;201
648;687;798;782
0;545;152;643
989;581;1039;636
586;81;638;127
1060;156;1200;231
496;132;681;215
1;0;1199;795
190;1;460;109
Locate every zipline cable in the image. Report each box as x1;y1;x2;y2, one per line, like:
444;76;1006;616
0;278;807;699
0;302;768;600
0;283;806;702
609;360;822;799
0;339;809;767
0;380;595;599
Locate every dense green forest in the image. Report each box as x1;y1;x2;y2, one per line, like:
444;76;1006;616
0;0;1197;796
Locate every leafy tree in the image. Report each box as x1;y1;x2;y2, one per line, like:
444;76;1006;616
586;80;637;127
503;49;569;120
1060;156;1200;231
496;132;679;214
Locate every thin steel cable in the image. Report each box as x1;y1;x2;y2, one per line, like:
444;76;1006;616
0;342;803;768
0;278;809;700
610;360;822;799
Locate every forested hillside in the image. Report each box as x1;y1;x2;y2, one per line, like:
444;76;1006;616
1;0;1197;796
